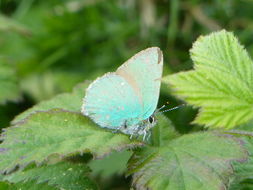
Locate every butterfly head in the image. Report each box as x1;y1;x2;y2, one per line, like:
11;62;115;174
146;115;157;129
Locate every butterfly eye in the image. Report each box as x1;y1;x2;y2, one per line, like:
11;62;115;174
148;116;154;124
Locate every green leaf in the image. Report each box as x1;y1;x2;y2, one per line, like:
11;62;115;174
191;30;253;89
224;121;253;189
165;67;253;129
88;114;179;181
165;30;253;129
151;114;179;146
0;110;143;173
12;181;58;190
0;180;58;190
2;161;97;190
229;137;253;190
0;62;20;104
89;150;132;179
128;132;247;190
12;82;88;124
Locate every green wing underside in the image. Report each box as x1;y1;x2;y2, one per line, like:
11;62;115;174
82;47;163;133
82;73;142;128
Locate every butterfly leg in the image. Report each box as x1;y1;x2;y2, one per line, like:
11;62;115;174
130;127;140;140
147;131;151;140
130;130;139;139
142;130;147;141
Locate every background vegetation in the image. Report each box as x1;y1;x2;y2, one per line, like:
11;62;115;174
0;0;253;189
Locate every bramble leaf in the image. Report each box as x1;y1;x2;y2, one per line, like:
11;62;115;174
88;115;177;179
5;180;58;190
89;150;132;179
151;114;179;146
0;110;143;173
165;30;253;129
191;30;253;88
165;68;253;128
12;82;88;124
227;123;253;189
229;137;253;190
128;132;247;190
2;161;97;190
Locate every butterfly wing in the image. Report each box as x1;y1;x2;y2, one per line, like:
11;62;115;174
116;47;163;119
82;73;142;129
82;47;163;131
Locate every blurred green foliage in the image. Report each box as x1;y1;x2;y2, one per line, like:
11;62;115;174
0;0;253;189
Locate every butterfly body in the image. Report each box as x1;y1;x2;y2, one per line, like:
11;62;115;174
82;47;163;138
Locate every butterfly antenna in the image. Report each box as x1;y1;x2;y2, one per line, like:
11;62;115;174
157;104;185;114
156;105;166;112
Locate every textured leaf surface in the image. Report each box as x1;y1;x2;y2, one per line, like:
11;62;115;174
191;30;253;88
88;116;177;179
128;132;247;190
3;161;97;190
12;82;88;124
0;180;57;190
165;30;253;129
166;68;253;129
151;114;179;146
0;110;143;173
89;150;132;178
229;136;253;190
0;181;57;190
14;181;58;190
0;62;20;104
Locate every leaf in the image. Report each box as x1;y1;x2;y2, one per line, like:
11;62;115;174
224;121;253;189
11;181;58;190
0;180;58;190
0;110;143;173
191;30;253;89
151;114;179;146
165;67;253;129
165;30;253;129
229;137;253;190
12;82;88;124
89;150;132;179
0;62;20;104
2;161;98;190
128;132;247;190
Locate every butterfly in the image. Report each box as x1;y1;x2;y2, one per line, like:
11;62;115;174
81;47;163;139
